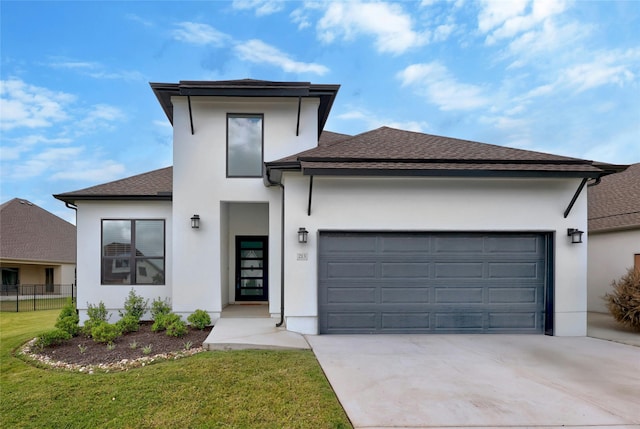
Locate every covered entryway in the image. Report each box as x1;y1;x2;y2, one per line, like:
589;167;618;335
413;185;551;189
318;232;551;334
235;236;268;301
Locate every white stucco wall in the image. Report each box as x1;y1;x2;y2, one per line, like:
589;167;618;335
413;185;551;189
171;97;315;321
587;229;640;313
75;200;172;324
282;174;589;336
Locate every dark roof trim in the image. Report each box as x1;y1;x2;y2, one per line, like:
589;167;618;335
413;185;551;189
150;80;340;138
53;194;172;204
296;157;596;165
297;167;603;179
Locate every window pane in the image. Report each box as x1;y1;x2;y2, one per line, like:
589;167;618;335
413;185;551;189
103;220;131;256
228;115;263;177
103;258;131;284
135;220;164;257
136;259;165;284
241;249;263;258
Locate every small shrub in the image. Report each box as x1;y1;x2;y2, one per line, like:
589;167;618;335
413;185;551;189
129;341;138;349
33;329;72;350
116;314;140;334
106;342;116;351
78;344;87;354
142;344;153;355
187;309;211;330
151;313;170;332
119;289;148;321
166;315;188;338
183;341;193;350
84;301;110;335
605;267;640;330
90;322;122;344
150;297;171;320
55;299;80;337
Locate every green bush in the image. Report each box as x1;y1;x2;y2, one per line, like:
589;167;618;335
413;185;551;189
605;267;640;330
119;289;148;321
187;309;211;330
116;314;140;334
150;297;171;320
33;329;72;350
55;299;80;336
90;322;122;344
166;315;188;338
152;312;172;332
83;301;110;335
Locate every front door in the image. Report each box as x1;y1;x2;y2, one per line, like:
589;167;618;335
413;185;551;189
235;236;268;301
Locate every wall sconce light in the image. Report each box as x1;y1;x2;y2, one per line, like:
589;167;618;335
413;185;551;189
567;228;584;244
191;214;200;229
297;227;309;244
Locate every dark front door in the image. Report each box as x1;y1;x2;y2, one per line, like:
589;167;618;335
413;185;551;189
235;236;268;301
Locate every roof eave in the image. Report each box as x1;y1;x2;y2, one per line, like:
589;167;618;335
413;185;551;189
299;168;604;178
53;194;172;204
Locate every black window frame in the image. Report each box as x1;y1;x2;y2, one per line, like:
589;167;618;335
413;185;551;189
101;219;166;285
226;113;264;178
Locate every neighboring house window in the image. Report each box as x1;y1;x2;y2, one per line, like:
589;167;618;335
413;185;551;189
45;267;54;293
101;220;165;285
227;113;263;177
1;268;19;292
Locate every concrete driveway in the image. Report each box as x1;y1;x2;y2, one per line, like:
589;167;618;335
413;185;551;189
306;335;640;428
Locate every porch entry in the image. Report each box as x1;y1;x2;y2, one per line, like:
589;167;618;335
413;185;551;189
235;236;268;301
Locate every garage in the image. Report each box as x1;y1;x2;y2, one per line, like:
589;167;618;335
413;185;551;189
318;231;551;334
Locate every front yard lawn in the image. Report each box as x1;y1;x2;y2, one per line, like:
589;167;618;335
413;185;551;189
0;310;352;428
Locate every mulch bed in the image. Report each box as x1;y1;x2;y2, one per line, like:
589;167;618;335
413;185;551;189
24;322;212;371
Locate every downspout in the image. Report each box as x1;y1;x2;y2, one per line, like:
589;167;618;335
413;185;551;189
265;168;286;327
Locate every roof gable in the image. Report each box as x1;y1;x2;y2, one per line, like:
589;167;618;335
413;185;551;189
0;198;76;263
588;162;640;232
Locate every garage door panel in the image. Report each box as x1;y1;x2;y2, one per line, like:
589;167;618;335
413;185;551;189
488;262;540;279
325;262;376;278
320;234;377;253
381;312;430;330
381;262;430;278
435;287;484;303
435;263;484;278
326;287;376;304
380;236;431;253
489;287;538;304
381;287;430;303
319;232;548;334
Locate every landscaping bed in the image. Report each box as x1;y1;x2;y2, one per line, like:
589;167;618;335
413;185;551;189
28;321;211;368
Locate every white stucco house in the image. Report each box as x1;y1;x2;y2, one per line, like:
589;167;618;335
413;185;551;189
587;162;640;313
54;79;626;336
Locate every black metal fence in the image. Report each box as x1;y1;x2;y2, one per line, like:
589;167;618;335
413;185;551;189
0;284;76;312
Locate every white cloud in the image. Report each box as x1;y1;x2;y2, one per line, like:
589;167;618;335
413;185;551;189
50;160;126;181
0;79;74;131
397;62;489;111
10;146;84;179
337;108;429;133
172;22;230;46
125;13;153;27
232;0;285;16
561;49;639;93
234;39;329;75
48;58;145;81
316;1;430;54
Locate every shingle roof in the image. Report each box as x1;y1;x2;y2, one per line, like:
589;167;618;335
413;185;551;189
0;198;76;263
54;167;172;203
267;126;618;178
588;162;640;232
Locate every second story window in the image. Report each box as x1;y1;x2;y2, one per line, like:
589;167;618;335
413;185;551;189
227;114;264;177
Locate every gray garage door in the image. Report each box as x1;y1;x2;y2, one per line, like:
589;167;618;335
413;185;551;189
318;232;549;334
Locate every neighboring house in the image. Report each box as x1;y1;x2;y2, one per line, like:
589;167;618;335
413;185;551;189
0;198;76;292
587;162;640;313
54;79;626;336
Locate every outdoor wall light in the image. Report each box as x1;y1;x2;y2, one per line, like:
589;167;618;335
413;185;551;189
297;227;309;244
567;228;584;244
191;214;200;229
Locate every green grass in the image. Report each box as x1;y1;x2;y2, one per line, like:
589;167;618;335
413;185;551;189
0;310;352;428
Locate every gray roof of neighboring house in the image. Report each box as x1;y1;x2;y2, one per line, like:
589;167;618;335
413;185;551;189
588;162;640;233
267;126;624;179
0;198;76;263
150;79;340;138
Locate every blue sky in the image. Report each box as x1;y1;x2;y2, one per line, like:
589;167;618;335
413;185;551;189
1;0;639;223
